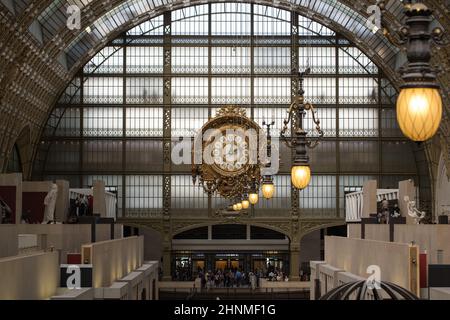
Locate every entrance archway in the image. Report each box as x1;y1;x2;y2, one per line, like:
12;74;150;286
172;223;290;282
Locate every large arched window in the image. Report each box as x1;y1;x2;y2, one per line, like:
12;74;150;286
35;3;424;218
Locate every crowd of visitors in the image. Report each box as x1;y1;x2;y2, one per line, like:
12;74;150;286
195;267;289;289
377;198;401;224
68;194;94;221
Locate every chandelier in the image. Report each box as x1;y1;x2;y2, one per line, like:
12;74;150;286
280;67;324;190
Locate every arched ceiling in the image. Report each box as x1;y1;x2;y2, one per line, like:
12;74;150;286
0;0;449;178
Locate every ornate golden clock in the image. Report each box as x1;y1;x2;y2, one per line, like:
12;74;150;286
192;106;261;199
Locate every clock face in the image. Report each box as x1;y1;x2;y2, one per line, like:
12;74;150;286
192;105;261;199
210;131;249;174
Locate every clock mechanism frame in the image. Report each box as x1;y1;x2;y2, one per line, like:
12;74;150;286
192;106;262;199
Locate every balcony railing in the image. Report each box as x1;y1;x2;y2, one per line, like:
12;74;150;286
345;189;399;222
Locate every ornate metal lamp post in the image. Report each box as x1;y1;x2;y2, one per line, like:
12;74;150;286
281;68;323;190
261;120;275;199
379;1;447;142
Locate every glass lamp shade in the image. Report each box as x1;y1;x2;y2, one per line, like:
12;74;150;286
396;87;442;142
249;193;259;205
236;203;242;211
291;165;311;189
241;200;250;209
262;182;275;199
232;204;238;211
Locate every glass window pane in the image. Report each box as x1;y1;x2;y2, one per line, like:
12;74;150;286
84;47;123;74
339;107;378;137
299;47;335;74
83;140;122;171
125;175;163;217
171;175;208;209
339;47;378;74
212;47;251;74
254;78;290;104
253;5;290;36
211;78;251;104
339;141;379;172
172;5;209;36
254;47;291;74
304;77;336;104
126;77;163;104
171;77;208;104
171;107;209;138
300;175;336;217
339;77;378;104
126;47;163;73
172;47;208;74
83;107;123;137
126;107;163;137
83;77;123;104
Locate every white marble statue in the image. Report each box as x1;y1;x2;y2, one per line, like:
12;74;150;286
43;184;58;223
404;195;426;224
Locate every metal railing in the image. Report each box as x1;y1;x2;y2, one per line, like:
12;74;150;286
345;189;399;222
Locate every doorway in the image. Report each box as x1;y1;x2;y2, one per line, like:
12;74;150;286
215;260;227;271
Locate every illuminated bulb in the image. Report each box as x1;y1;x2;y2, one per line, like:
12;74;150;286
241;200;250;209
236;203;242;211
249;192;259;205
232;204;238;211
396;87;442;142
291;165;311;189
262;182;275;199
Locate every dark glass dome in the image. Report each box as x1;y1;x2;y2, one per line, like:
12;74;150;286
319;281;420;300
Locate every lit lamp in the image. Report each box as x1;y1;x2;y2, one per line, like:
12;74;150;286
262;178;275;199
261;120;275;199
248;179;259;205
291;165;311;190
249;192;258;205
236;202;242;211
232;204;238;211
281;67;323;190
241;193;250;209
395;3;444;142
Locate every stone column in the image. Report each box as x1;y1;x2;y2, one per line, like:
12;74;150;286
208;225;212;240
289;243;301;281
162;242;172;281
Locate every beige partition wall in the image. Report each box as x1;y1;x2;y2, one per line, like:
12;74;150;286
347;224;450;264
136;261;159;300
0;251;59;299
347;224;361;239
82;236;144;288
93;180;107;217
364;224;390;242
362;180;377;218
0;225;18;258
325;236;419;295
17;224;122;264
394;225;450;264
318;264;345;294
